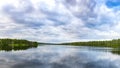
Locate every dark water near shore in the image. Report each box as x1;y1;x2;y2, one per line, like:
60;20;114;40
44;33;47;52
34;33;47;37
0;45;120;68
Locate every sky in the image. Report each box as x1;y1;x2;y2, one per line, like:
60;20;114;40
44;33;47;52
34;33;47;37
0;0;120;43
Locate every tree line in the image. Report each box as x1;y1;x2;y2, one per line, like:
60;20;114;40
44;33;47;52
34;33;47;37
0;38;38;51
61;39;120;48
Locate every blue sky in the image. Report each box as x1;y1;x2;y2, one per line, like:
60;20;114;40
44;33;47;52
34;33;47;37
0;0;120;42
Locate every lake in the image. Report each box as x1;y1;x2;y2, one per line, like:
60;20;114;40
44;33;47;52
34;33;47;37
0;45;120;68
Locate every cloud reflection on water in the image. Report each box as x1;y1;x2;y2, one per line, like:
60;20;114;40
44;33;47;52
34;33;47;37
0;45;119;68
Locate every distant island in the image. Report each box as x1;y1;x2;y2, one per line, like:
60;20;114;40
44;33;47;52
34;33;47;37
0;38;38;51
61;39;120;48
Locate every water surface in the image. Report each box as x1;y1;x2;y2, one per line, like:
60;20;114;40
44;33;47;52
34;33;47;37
0;45;120;68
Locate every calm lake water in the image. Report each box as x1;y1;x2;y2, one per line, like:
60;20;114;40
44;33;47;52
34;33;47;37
0;45;120;68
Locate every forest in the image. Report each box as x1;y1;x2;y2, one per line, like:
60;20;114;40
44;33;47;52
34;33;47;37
0;38;38;51
61;39;120;48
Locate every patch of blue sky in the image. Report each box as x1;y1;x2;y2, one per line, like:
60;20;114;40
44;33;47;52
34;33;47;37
106;0;120;8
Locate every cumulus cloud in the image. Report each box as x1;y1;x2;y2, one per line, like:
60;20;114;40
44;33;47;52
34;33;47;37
0;0;120;42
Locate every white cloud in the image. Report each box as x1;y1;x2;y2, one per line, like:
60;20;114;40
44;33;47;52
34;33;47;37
0;0;120;42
